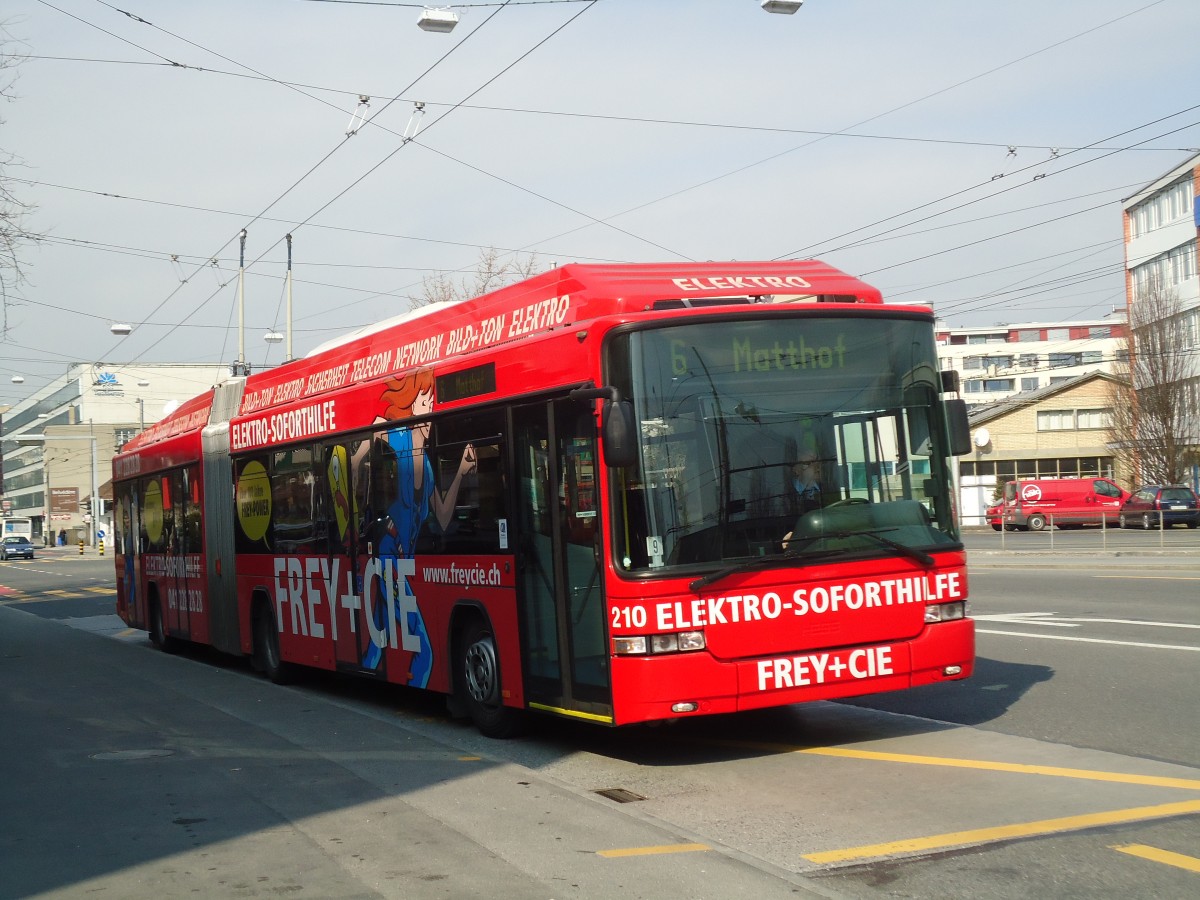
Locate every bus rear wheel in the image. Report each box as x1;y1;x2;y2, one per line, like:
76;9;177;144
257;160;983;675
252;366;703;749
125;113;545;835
149;598;177;654
254;602;293;685
458;619;523;739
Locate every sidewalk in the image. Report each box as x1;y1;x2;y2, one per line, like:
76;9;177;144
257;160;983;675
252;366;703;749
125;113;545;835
36;543;115;560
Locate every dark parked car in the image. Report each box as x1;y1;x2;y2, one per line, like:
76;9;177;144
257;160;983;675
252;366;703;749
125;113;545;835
0;535;36;560
1118;485;1200;529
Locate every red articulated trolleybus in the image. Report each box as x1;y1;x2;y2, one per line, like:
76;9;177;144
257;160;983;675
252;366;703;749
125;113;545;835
113;261;975;737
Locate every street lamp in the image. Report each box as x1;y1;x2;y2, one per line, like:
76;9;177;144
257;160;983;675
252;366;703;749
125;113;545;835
14;432;99;549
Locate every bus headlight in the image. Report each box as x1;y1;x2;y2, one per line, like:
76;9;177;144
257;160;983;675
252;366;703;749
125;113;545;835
925;601;968;623
613;636;648;655
650;634;678;653
614;631;706;656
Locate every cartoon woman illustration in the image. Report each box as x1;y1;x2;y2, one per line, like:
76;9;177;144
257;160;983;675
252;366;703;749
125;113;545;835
361;368;476;683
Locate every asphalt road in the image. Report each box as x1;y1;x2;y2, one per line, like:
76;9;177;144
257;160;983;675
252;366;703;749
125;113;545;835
1;549;1197;899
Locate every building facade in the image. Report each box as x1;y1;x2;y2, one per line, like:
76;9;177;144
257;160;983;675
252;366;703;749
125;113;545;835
936;318;1126;408
1123;153;1200;315
958;372;1126;524
1121;152;1200;485
1;363;227;544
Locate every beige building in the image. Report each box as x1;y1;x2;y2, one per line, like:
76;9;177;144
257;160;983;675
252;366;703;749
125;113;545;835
958;372;1126;524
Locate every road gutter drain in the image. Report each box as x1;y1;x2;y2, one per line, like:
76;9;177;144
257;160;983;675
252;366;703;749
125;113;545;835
594;788;646;803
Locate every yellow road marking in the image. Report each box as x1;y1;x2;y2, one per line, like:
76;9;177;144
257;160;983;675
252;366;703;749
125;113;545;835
804;799;1200;864
115;629;138;638
798;747;1200;791
715;742;1200;791
1112;843;1200;873
597;843;709;858
84;586;115;594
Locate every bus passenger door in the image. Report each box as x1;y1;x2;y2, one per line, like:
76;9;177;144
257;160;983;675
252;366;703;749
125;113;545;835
512;400;612;723
323;440;370;673
163;469;192;641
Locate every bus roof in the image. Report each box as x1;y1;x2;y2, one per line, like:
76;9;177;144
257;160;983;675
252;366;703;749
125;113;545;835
120;260;898;457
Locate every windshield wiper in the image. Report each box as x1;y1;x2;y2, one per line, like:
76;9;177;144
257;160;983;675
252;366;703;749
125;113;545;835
820;529;935;567
688;529;934;592
691;547;849;595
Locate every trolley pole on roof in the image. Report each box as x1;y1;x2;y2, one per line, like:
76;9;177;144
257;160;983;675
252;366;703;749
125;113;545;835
286;233;294;362
234;228;248;377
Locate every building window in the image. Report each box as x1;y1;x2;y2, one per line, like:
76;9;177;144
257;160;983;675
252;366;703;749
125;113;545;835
1130;178;1193;237
1076;408;1110;430
1019;353;1039;367
1050;352;1079;368
1046;328;1069;342
1016;329;1040;342
963;356;986;370
1080;351;1103;365
983;379;1014;392
990;355;1014;369
1132;242;1198;294
1020;377;1040;391
1088;326;1111;339
114;428;138;451
1037;410;1075;430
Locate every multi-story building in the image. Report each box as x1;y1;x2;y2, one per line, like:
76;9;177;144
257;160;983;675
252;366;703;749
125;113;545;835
1123;152;1199;315
1121;152;1200;486
1;363;228;544
936;317;1126;407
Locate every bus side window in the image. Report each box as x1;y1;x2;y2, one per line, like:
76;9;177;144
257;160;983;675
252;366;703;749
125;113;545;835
420;410;506;555
271;447;320;554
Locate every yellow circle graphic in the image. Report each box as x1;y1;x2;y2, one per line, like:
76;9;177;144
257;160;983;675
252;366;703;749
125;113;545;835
143;480;164;546
237;460;272;542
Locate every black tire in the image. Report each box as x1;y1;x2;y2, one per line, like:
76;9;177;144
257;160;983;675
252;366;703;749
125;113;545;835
1027;514;1047;532
990;524;1001;532
1187;521;1198;529
255;602;294;685
458;619;523;738
149;598;177;654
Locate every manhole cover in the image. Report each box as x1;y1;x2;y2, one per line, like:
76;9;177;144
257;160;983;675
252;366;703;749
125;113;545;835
91;749;176;761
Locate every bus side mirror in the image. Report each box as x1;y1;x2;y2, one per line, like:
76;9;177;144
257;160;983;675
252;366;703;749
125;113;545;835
568;384;638;469
602;400;637;468
946;399;971;456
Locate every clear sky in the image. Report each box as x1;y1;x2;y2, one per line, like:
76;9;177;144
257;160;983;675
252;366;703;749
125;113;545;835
2;0;1198;406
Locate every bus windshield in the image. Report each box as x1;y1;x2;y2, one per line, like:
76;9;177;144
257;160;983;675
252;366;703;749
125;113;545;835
610;315;960;573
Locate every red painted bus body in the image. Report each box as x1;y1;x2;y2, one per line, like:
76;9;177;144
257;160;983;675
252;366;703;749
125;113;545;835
113;261;974;735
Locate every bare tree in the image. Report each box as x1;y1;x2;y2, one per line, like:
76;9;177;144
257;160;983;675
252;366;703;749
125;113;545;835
415;248;543;308
1;22;38;335
1106;277;1200;485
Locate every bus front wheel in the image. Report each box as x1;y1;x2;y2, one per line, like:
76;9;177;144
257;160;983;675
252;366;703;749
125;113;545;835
458;619;523;739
